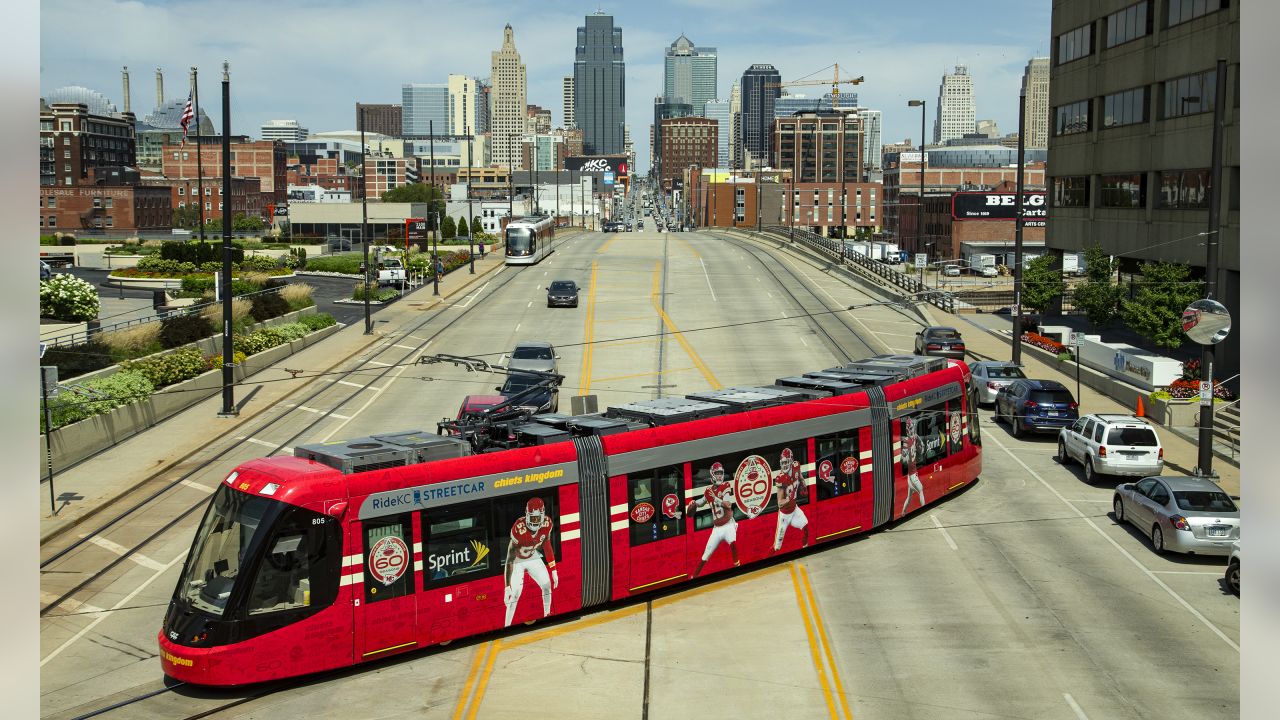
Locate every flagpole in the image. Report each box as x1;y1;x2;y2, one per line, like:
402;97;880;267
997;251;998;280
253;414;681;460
191;67;205;242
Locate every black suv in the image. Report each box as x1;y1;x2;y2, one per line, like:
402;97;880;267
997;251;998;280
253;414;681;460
994;379;1079;438
497;372;559;414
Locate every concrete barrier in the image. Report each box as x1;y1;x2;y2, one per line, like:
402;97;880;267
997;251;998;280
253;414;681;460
40;321;341;468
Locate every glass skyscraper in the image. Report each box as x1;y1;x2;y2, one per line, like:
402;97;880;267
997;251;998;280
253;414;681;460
740;64;781;168
401;84;449;137
702;99;731;168
664;35;717;113
574;12;626;155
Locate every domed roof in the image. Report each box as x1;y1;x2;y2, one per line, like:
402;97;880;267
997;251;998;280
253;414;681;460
141;98;213;131
45;86;118;116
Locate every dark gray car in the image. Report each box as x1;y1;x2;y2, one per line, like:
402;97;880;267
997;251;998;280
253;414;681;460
914;326;966;360
547;280;579;308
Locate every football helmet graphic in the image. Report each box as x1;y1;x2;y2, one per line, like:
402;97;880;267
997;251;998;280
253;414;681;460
525;497;546;531
818;459;834;482
710;461;726;482
779;447;794;471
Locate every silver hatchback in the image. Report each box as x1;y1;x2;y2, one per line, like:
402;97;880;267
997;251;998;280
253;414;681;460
1113;476;1239;556
969;361;1026;405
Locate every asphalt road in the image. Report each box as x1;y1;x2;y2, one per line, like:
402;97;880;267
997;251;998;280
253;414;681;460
40;230;1239;720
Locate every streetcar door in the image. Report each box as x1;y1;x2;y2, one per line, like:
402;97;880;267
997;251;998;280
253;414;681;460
358;512;418;661
624;464;687;593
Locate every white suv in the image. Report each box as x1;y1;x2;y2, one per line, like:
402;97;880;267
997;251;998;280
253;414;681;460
1057;413;1164;484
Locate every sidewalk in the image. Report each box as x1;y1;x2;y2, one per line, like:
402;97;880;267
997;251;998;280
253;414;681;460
39;244;520;543
918;303;1241;499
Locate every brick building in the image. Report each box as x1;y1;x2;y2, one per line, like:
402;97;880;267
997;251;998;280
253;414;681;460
287;156;361;198
897;181;1048;263
362;156;421;200
145;176;264;222
659;116;717;189
39;185;171;234
772;110;863;184
40;101;137;187
161;139;287;207
685;169;882;234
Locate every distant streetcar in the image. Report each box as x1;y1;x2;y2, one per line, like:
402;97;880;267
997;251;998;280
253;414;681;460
160;354;982;686
504;215;555;265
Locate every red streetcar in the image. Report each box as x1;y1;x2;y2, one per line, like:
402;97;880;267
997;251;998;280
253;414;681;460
160;354;983;686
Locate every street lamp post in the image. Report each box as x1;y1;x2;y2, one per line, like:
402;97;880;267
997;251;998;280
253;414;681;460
466;124;475;274
432;211;440;296
907;100;926;282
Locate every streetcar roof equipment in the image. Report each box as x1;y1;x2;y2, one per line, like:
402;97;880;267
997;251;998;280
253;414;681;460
685;386;810;410
294;431;470;475
773;375;864;395
606;397;729;426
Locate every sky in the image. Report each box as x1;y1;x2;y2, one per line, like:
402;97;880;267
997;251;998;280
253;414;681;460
39;0;1052;173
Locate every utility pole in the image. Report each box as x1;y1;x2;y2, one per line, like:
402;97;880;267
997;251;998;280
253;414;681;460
1197;58;1229;480
1012;82;1027;365
429;119;436;254
467;123;475;274
218;62;236;417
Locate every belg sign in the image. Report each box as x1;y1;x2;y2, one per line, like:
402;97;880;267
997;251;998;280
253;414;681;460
951;192;1046;227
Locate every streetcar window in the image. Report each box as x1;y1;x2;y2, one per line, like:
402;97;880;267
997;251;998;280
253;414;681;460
422;502;498;589
178;486;271;617
363;514;414;603
506;228;533;255
244;505;338;616
690;442;807;531
628;465;685;546
815;430;860;500
967;387;982;446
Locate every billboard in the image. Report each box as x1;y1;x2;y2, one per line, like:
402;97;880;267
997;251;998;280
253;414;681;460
565;156;629;179
951;191;1046;227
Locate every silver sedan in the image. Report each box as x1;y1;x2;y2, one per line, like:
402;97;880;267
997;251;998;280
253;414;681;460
968;361;1026;405
1113;475;1239;556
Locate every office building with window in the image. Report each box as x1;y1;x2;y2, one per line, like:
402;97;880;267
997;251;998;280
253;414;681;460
859;109;883;177
1022;57;1051;148
935;65;976;144
740;64;782;169
1048;0;1238;374
562;75;576;129
401;83;449;137
491;24;528;169
260;119;308;143
574;12;626;155
663;35;717;112
702;99;731;168
40;95;137;187
356;103;403;137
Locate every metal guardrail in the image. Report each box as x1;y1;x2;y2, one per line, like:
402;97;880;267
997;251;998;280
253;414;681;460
757;226;956;314
40;285;288;349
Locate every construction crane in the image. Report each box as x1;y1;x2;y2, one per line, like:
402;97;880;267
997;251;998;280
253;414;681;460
766;63;864;108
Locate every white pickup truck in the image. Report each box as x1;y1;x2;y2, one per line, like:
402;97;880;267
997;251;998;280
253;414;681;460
377;257;406;286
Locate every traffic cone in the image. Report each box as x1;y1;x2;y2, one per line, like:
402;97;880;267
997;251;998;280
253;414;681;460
1135;396;1145;418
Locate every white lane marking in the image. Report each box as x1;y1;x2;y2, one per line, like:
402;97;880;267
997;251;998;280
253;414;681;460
243;437;279;451
452;282;491;309
87;536;168;571
41;593;104;615
767;291;773;299
1151;571;1224;576
1064;693;1090;720
392;344;416;351
297;406;351;420
800;337;808;347
367;360;392;367
179;479;215;493
406;335;431;343
527;301;533;308
336;379;383;391
41;551;186;666
698;257;717;302
515;323;522;332
536;285;542;290
930;514;958;550
1068;499;1113;503
319;341;426;442
986;432;1239;652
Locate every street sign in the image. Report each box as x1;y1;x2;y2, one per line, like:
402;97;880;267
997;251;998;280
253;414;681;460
1070;331;1084;346
41;366;59;397
914;253;927;269
1200;378;1213;406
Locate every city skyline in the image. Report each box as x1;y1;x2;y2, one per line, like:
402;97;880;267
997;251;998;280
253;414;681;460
39;0;1051;172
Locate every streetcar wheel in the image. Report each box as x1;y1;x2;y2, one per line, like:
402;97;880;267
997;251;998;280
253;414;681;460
1113;497;1125;523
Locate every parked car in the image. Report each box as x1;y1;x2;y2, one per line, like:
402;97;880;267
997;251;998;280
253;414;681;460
546;280;580;308
979;266;999;278
1058;413;1164;484
969;361;1027;405
506;340;560;375
943;264;960;276
1113;475;1239;556
497;371;559;414
994;379;1079;437
1225;541;1240;595
913;326;966;360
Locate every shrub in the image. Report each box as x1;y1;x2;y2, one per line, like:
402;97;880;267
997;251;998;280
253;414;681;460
204;350;247;371
135;256;196;274
290;247;307;268
40;274;100;322
97;322;163;359
299;313;336;331
238;255;280;272
1167;378;1234;401
202;297;252;331
303;254;364;274
280;283;315;311
249;290;290;322
352;282;398;301
122;347;206;388
1057;351;1074;362
43;340;116;379
159;313;215;348
1020;331;1066;354
44;369;155;432
59;235;77;247
233;322;308;356
181;275;216;296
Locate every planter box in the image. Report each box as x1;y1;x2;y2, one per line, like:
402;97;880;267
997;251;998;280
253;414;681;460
40;322;341;468
1147;397;1202;431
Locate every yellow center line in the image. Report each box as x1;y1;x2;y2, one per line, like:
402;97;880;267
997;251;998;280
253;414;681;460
799;563;855;720
465;638;504;720
597;234;621;254
790;562;840;720
675;234;701;259
579;261;598;396
650;262;721;389
451;640;493;720
592;367;693;383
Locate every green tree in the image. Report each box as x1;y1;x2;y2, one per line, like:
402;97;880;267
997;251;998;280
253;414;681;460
472;216;483;235
441;215;457;240
1072;244;1125;327
457;216;469;237
1121;261;1204;349
380;182;446;220
232;213;263;233
173;204;201;230
1020;255;1066;313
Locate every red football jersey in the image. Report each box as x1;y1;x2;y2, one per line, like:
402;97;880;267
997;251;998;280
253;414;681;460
510;518;555;562
704;482;734;526
774;469;801;514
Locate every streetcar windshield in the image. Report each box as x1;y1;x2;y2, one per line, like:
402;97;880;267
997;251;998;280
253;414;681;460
178;482;273;616
506;228;532;255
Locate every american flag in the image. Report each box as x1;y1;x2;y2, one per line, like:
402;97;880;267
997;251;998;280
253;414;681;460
179;92;194;139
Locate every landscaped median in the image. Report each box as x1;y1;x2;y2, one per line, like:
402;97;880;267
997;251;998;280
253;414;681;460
40;310;341;469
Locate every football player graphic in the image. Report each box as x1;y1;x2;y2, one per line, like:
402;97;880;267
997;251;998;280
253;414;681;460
503;497;558;628
687;461;740;578
901;416;927;514
768;448;809;553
